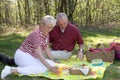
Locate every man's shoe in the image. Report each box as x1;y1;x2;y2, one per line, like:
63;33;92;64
0;53;15;66
0;53;9;64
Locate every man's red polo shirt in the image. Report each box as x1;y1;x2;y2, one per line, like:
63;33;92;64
49;23;84;51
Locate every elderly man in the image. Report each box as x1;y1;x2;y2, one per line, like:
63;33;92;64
49;13;84;60
0;13;84;66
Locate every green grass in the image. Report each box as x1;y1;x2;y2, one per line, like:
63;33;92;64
0;33;25;57
0;26;120;80
102;60;120;80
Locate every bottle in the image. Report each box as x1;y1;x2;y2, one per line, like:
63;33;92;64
57;66;63;76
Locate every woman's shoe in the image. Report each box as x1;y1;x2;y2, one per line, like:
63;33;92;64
1;66;11;79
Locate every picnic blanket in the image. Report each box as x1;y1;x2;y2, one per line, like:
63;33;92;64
17;56;112;80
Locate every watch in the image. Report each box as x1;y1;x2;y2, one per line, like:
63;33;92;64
79;48;83;52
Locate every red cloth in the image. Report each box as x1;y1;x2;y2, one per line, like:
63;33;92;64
110;42;120;59
49;23;84;51
110;42;120;50
89;48;111;53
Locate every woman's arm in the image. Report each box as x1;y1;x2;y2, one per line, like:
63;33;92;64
35;47;58;74
44;46;54;61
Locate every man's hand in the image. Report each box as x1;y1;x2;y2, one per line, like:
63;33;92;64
76;51;83;61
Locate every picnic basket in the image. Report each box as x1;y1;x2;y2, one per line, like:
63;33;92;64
86;43;115;62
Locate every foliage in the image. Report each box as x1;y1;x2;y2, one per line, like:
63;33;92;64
0;0;120;27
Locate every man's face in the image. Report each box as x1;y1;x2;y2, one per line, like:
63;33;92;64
57;18;68;29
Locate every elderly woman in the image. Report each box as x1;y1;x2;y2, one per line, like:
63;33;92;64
1;15;59;79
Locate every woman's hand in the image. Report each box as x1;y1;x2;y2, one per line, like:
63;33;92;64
50;66;60;75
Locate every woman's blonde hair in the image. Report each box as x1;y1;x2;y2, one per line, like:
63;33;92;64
40;15;56;28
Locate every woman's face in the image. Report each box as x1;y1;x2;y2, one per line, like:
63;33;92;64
42;24;53;35
45;25;53;33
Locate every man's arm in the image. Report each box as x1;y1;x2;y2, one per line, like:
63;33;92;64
79;44;84;52
77;44;84;60
75;27;84;60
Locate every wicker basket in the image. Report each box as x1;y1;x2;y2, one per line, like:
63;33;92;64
86;44;115;62
86;50;115;62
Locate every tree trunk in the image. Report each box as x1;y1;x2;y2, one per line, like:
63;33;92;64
59;0;64;12
85;0;89;27
54;0;59;16
68;0;78;23
0;1;2;25
4;3;10;26
25;0;30;28
17;0;23;25
44;0;50;15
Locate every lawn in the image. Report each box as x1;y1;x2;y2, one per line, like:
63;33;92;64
0;26;120;80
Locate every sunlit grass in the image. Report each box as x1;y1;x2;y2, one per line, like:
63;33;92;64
85;36;117;45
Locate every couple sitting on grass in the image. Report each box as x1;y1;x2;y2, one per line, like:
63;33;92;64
0;13;84;79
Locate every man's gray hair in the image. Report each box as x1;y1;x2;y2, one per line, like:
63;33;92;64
41;15;56;28
56;13;68;21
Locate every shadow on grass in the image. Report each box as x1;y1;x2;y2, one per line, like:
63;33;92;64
0;33;25;56
6;75;64;80
102;60;120;80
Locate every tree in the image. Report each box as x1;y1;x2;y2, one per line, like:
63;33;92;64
17;0;23;25
24;0;30;28
0;0;119;28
